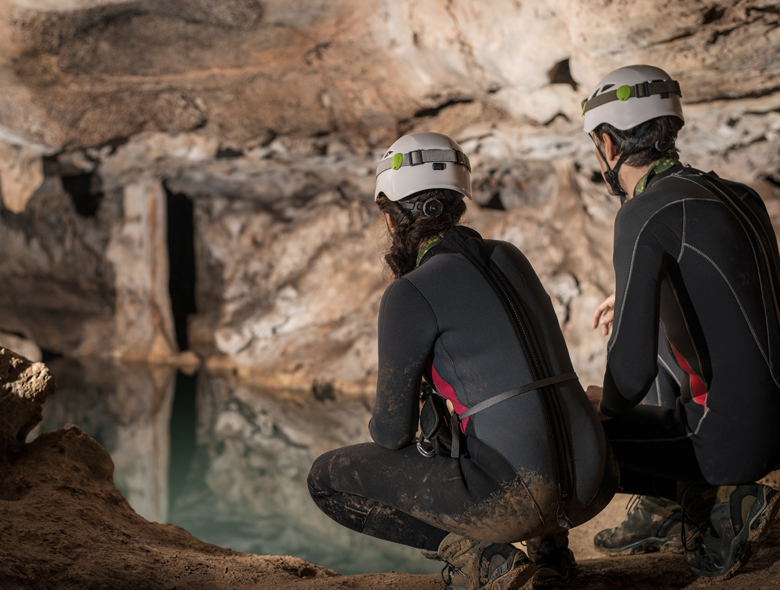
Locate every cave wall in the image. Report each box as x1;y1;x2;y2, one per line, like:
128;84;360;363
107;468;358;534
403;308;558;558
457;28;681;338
1;0;779;393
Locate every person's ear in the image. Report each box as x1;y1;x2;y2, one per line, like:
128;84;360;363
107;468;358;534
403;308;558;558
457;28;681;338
385;212;397;232
600;132;619;165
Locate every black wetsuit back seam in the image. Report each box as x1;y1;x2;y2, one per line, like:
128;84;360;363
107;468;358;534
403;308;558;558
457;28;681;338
438;332;470;405
671;174;780;379
667;271;708;390
610;196;722;358
684;244;775;373
673;173;780;330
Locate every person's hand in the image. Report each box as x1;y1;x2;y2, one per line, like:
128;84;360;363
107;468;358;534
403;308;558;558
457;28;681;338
586;385;611;421
592;294;616;336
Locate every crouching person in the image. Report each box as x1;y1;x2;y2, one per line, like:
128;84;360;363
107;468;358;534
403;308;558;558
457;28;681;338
582;65;780;580
307;132;619;590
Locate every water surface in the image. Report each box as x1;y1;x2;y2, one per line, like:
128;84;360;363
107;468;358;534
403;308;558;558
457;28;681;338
36;358;441;576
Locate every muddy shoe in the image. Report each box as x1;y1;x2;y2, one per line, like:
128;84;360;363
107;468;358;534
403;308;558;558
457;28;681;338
531;547;576;588
594;495;684;556
681;483;779;580
527;531;576;588
437;533;537;590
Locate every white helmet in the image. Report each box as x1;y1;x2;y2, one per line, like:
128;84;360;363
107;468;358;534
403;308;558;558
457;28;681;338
582;65;684;133
374;132;472;202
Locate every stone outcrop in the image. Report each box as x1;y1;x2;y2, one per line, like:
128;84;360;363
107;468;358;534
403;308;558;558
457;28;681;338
0;347;447;589
2;3;780;587
2;348;780;588
0;347;56;448
0;1;779;392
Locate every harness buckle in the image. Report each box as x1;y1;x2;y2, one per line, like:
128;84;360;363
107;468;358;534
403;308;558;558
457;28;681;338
416;440;437;458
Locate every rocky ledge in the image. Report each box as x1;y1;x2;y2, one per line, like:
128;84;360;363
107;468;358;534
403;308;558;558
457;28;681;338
1;346;778;590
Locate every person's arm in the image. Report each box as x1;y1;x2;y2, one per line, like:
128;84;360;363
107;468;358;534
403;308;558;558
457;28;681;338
601;207;678;417
369;278;439;449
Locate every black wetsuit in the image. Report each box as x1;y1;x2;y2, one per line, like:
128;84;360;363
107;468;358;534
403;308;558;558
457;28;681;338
308;226;617;551
602;165;780;497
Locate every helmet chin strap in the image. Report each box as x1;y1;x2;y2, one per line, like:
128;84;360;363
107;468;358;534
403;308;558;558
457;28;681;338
592;121;651;205
594;141;627;203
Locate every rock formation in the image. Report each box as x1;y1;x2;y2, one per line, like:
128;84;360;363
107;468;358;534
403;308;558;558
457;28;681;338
1;3;780;586
34;357;437;575
1;0;780;393
2;346;780;589
0;347;451;589
0;347;56;449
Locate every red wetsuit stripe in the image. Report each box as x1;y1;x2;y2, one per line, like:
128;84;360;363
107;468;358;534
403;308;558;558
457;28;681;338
671;345;708;406
431;365;469;433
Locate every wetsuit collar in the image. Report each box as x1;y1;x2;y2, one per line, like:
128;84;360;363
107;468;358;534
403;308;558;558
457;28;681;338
416;227;481;268
416;233;445;268
634;158;680;197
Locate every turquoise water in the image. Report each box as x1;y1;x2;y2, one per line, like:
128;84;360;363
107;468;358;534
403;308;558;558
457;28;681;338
36;358;441;576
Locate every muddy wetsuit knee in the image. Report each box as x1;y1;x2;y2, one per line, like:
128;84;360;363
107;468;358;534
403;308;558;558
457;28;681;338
600;165;780;497
308;226;618;550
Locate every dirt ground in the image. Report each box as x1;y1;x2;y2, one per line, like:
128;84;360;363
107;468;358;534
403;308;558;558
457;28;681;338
0;423;778;590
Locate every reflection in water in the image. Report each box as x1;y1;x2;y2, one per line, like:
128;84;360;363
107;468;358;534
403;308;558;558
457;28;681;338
36;359;441;576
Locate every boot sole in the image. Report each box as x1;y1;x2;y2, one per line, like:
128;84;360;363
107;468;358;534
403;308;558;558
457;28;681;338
594;535;683;557
480;560;536;590
531;565;576;589
689;486;780;580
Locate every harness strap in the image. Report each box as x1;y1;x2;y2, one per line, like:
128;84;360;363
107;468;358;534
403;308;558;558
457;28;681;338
448;371;578;458
460;371;579;419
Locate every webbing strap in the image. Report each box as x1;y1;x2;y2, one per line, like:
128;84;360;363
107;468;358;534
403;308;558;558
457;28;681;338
375;148;469;177
582;80;681;115
459;371;579;420
448;371;578;459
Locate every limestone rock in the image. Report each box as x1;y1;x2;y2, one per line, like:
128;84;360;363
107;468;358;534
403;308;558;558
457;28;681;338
1;0;780;394
0;423;354;590
105;179;178;362
0;332;42;362
0;142;45;213
0;347;56;445
558;0;780;102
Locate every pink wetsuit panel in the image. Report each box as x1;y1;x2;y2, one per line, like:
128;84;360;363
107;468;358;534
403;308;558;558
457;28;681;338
431;365;470;433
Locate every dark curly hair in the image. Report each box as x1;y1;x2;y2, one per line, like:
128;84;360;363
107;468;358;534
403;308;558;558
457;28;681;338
376;190;467;278
593;115;684;167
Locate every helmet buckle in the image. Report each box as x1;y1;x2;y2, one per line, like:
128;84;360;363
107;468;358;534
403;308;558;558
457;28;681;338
409;149;424;166
635;81;651;98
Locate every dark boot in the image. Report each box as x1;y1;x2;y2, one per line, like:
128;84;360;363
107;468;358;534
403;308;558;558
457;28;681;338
434;532;536;590
527;530;576;588
593;495;685;555
679;483;779;580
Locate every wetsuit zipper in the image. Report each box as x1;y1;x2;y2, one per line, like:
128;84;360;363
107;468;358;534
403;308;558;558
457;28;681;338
451;232;575;529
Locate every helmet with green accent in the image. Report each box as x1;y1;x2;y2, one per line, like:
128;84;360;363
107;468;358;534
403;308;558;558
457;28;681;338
583;65;684;200
375;132;472;210
582;65;684;133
